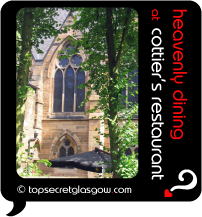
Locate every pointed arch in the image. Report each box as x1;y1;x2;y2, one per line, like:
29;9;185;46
56;134;76;169
68;146;74;156
64;66;74;112
59;146;66;157
51;129;82;159
49;33;87;114
56;133;78;154
53;69;63;112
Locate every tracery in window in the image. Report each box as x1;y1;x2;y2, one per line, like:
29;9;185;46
72;55;82;67
58;56;68;68
58;45;74;68
53;44;85;113
58;138;75;169
64;139;70;147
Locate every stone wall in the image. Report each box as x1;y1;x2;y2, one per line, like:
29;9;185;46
19;14;138;178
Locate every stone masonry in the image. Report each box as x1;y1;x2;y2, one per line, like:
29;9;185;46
20;11;138;178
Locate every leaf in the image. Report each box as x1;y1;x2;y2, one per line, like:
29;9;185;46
111;151;118;155
16;7;139;179
36;169;42;173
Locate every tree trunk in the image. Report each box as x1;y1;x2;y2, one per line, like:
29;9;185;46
106;8;122;178
16;8;33;155
108;92;122;178
106;8;132;178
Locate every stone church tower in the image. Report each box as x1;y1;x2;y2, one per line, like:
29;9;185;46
20;9;138;178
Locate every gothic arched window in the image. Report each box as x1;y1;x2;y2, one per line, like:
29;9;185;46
58;138;75;169
68;146;74;156
53;70;63;112
59;146;66;158
64;67;74;112
53;44;85;113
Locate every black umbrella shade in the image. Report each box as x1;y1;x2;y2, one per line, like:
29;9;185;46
49;148;112;173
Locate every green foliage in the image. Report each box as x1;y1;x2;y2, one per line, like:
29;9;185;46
16;7;70;166
117;152;138;178
17;86;34;100
16;7;70;74
59;7;138;178
16;7;139;178
17;132;52;177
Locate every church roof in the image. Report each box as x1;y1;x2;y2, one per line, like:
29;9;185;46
31;9;78;61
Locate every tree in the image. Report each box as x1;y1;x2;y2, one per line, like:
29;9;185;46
16;7;68;168
61;7;138;178
16;8;34;157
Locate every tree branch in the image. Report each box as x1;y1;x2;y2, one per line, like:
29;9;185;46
115;7;132;70
106;7;116;75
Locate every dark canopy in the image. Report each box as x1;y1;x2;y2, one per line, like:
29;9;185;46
49;148;112;173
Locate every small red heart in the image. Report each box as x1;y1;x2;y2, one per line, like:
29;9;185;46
164;189;173;197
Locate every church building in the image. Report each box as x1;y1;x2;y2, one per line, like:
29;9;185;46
20;9;138;178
